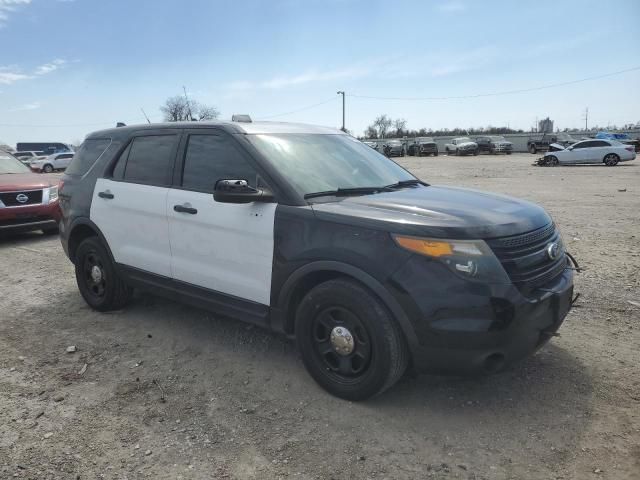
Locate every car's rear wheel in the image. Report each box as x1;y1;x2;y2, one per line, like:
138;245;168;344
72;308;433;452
43;164;53;173
75;237;131;311
529;145;537;154
603;153;619;166
295;278;408;401
433;150;438;156
455;149;460;156
473;149;478;156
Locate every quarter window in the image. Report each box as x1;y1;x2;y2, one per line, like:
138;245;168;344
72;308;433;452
120;135;178;186
65;139;111;176
181;134;259;192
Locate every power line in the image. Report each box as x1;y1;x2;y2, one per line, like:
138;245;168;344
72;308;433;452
348;66;640;101
257;97;337;120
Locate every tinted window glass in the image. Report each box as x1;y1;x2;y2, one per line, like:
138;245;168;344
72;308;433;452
123;135;177;186
182;134;258;192
112;143;131;180
65;139;111;176
58;153;74;159
592;140;608;147
573;142;590;149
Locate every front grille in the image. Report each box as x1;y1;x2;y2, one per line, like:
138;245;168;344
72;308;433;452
486;223;567;292
0;189;43;207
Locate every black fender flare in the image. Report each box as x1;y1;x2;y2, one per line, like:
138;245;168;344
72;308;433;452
272;260;419;350
66;216;116;265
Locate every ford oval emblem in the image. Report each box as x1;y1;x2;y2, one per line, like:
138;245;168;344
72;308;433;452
16;193;29;203
546;242;560;260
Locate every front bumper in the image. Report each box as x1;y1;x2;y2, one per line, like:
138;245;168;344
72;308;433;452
389;257;574;374
0;201;61;233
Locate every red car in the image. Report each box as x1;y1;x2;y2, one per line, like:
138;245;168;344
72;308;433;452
0;151;61;234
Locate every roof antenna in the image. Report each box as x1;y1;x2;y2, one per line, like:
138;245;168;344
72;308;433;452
140;108;151;124
116;122;126;128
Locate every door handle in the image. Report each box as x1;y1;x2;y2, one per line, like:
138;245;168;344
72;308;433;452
173;204;198;214
98;191;114;199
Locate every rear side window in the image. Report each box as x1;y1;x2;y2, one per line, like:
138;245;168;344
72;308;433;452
65;139;111;176
121;135;178;186
181;134;258;192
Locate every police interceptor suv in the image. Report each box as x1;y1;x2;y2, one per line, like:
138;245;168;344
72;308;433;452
59;121;575;400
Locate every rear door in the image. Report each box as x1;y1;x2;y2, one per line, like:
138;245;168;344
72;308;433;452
90;131;180;277
167;129;276;305
55;153;74;169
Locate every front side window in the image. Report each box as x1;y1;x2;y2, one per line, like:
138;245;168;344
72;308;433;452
181;134;259;192
121;135;177;186
247;133;414;197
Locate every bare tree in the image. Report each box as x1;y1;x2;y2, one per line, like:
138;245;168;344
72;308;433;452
160;95;219;122
364;125;378;139
393;118;407;137
372;115;393;139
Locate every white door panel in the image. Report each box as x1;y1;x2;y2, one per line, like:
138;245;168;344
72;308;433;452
90;178;172;277
167;189;276;305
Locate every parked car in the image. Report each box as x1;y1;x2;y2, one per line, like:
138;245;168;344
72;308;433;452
527;133;577;154
538;139;636;166
363;141;378;150
16;142;73;155
595;131;640;153
407;137;438;156
383;139;405;157
475;136;513;155
0;151;61;234
59;121;575;401
30;152;74;173
445;137;478;156
14;151;47;165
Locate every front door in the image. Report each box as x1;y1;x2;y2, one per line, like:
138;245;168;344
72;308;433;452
167;131;276;305
90;133;180;277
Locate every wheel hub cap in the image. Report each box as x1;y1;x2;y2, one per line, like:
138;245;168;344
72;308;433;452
90;265;103;284
330;326;355;356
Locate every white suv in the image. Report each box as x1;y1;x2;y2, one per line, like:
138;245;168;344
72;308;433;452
30;152;74;173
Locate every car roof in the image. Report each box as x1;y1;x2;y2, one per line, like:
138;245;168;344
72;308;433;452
87;121;345;139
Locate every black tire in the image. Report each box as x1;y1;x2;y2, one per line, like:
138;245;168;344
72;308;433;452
43;164;54;173
433;150;438;156
455;148;460;156
74;236;131;311
506;151;512;155
528;144;537;154
603;153;619;166
489;148;495;155
445;148;450;155
546;155;559;167
295;278;408;401
473;149;478;156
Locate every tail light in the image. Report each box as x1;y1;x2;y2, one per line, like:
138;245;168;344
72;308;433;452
625;146;634;152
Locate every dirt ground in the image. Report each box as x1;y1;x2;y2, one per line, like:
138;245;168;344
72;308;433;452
1;153;639;480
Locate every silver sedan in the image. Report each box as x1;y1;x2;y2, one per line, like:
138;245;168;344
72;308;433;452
541;139;636;166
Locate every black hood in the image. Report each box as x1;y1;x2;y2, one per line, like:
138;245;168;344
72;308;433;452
310;185;551;239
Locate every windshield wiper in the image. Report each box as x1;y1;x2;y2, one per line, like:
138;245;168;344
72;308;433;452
304;186;393;199
384;179;427;189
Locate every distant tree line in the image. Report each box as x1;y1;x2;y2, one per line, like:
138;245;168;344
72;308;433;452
362;114;524;139
160;95;219;122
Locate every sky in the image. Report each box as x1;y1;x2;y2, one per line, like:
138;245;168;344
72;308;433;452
1;0;639;147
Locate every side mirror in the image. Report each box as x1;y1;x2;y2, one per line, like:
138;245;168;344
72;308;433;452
213;179;274;204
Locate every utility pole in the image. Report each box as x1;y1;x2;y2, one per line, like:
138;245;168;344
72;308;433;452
183;86;193;121
337;91;345;132
583;107;589;131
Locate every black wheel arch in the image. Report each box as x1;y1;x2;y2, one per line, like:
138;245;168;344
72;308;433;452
67;217;116;265
272;261;419;351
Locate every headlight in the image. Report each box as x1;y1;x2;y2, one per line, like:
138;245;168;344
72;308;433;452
392;234;510;283
48;186;58;202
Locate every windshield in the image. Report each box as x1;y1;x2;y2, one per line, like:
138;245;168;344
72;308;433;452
489;136;506;141
0;153;31;174
247;134;415;197
418;137;434;142
457;137;472;143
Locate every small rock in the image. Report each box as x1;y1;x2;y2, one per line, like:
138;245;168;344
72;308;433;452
458;464;467;470
357;455;366;461
77;363;88;375
134;444;140;450
9;367;15;372
35;410;45;419
43;432;54;439
18;356;26;361
66;346;77;353
53;395;65;402
618;188;626;192
144;450;152;456
594;468;603;474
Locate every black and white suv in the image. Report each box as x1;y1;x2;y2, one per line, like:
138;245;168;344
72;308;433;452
59;121;575;400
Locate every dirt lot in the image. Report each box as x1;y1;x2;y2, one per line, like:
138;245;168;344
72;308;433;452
1;153;639;480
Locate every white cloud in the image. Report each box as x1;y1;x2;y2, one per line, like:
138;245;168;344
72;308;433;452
437;1;465;13
0;0;31;26
34;59;66;75
0;69;31;84
9;101;41;111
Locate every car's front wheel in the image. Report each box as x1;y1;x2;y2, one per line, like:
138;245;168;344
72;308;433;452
42;164;54;173
529;145;537;154
546;155;559;166
603;153;619;166
295;278;408;401
75;237;131;311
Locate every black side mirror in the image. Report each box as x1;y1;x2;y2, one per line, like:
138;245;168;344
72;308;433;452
213;179;274;204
